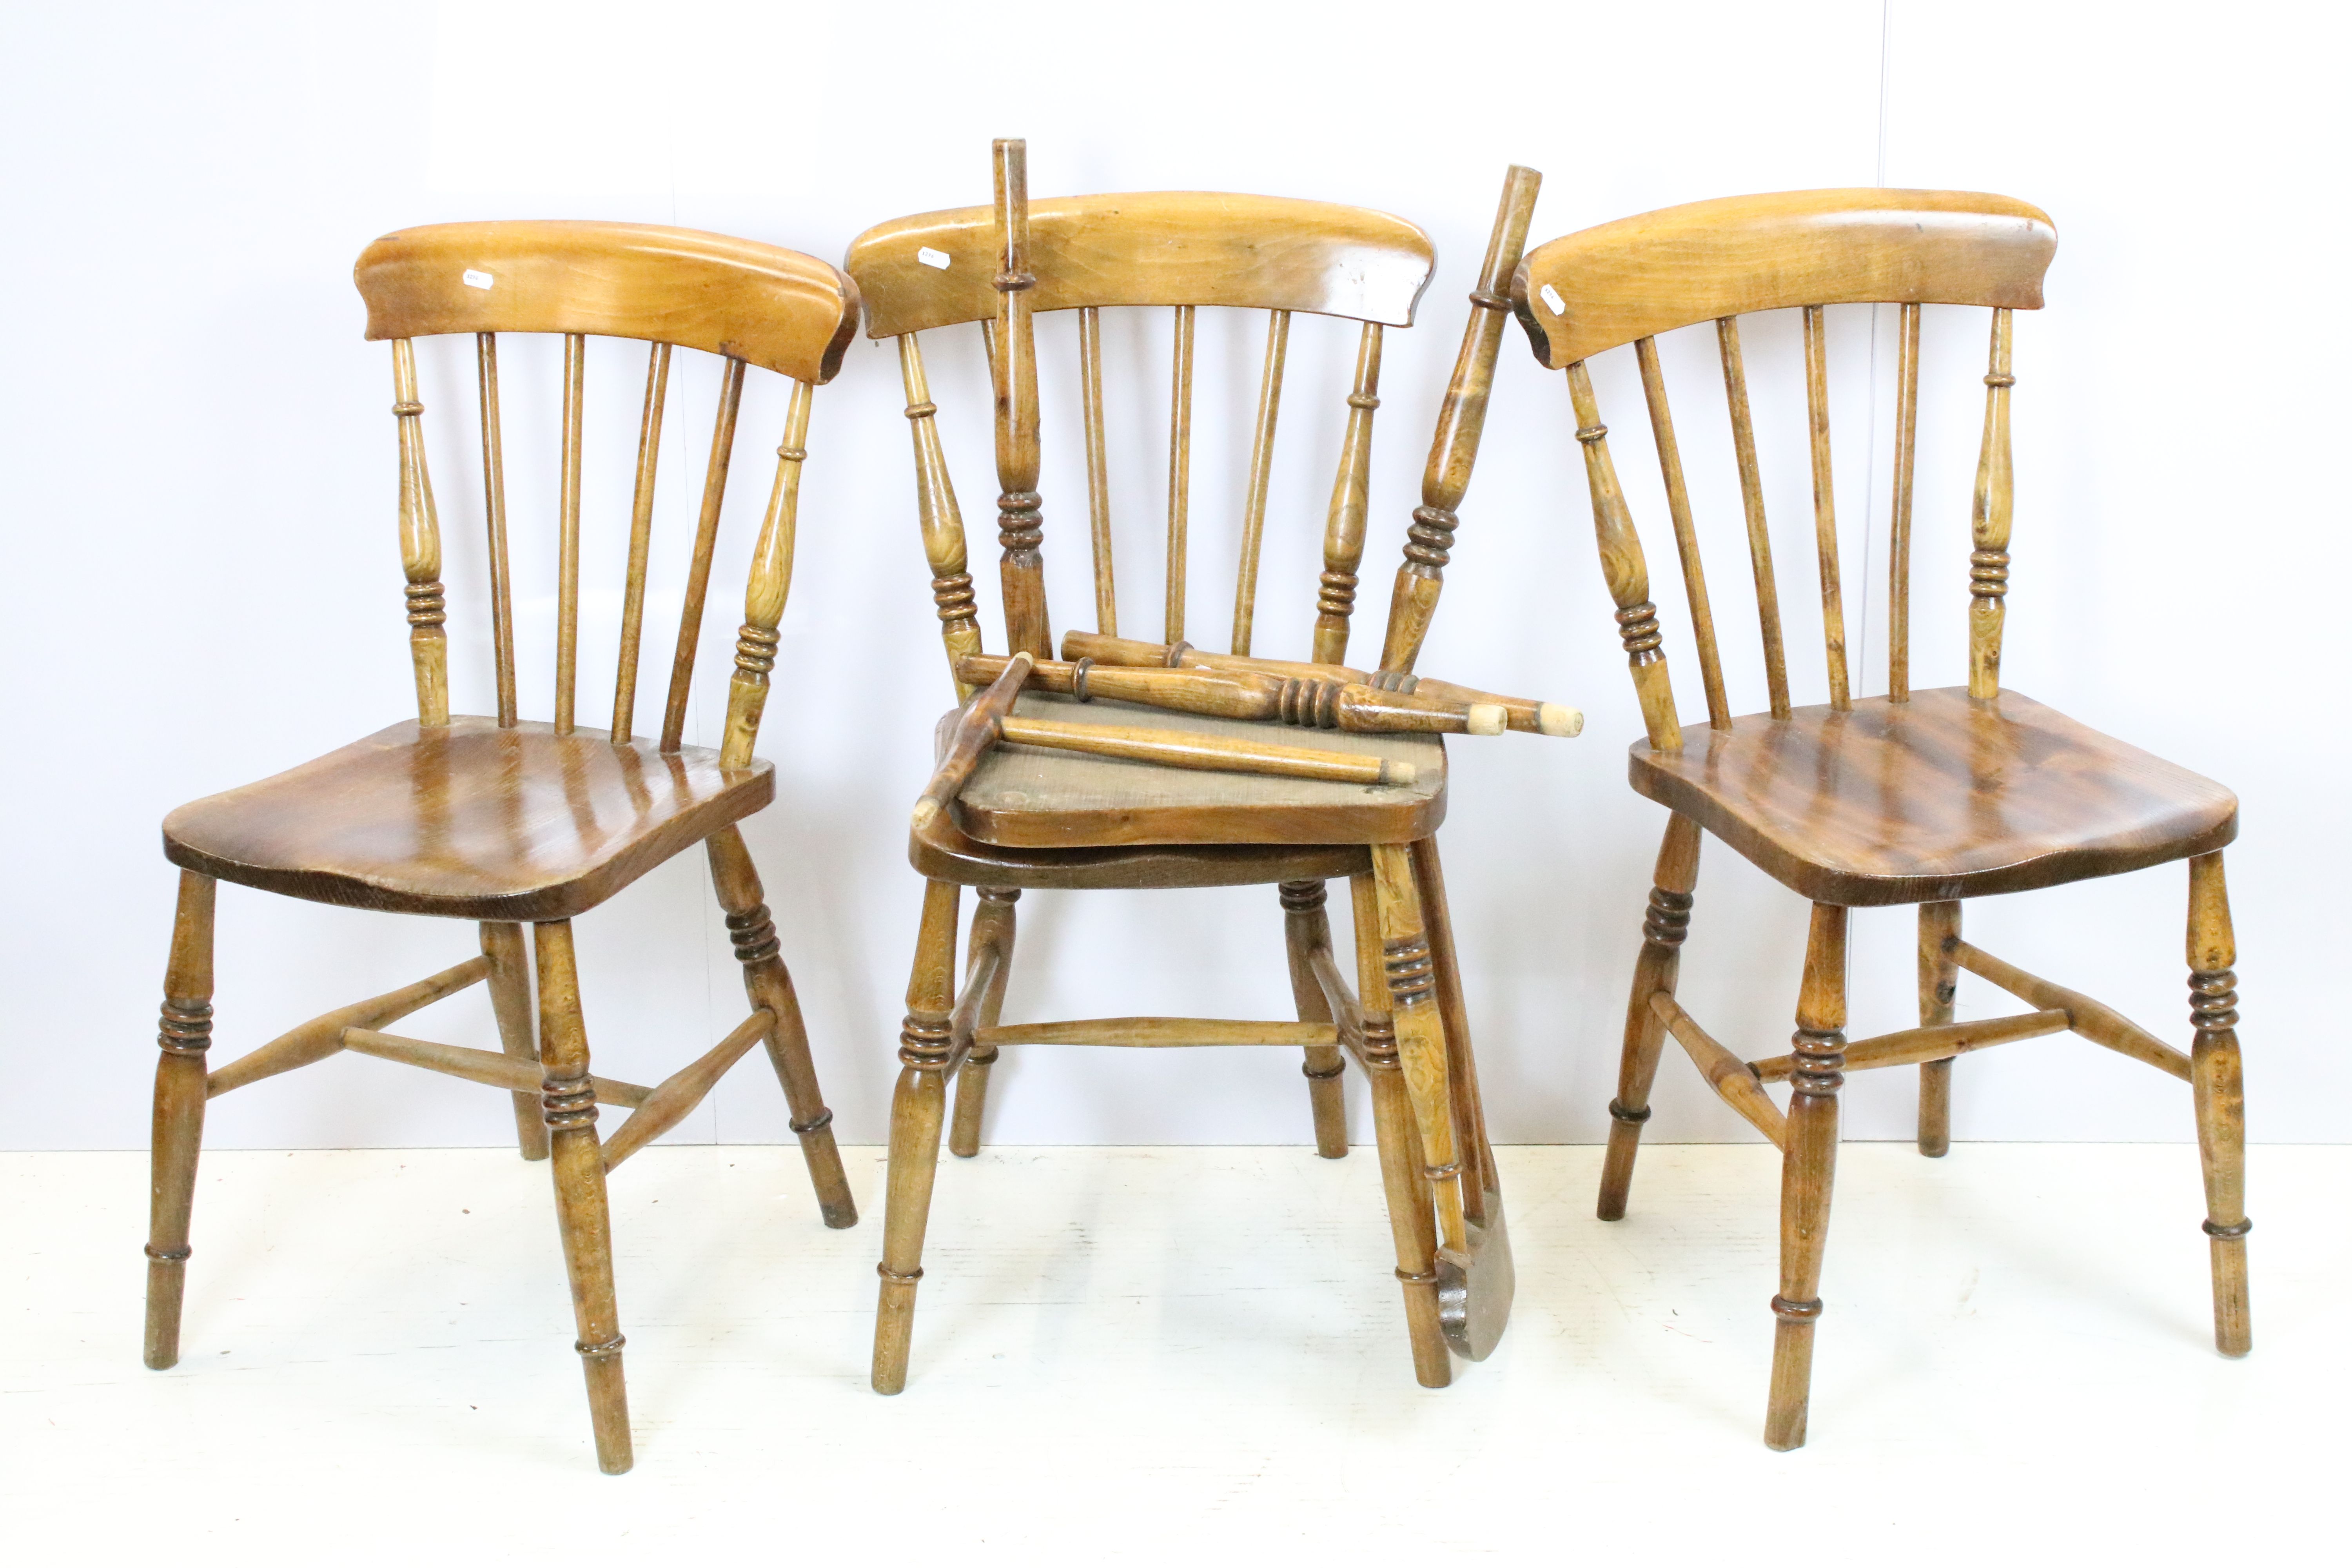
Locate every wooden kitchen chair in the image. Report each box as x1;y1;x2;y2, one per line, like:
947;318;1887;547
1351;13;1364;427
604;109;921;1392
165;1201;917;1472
1511;190;2249;1448
844;144;1541;1392
145;221;863;1473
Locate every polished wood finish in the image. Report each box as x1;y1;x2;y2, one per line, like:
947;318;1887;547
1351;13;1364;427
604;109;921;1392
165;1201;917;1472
1628;689;2238;907
148;222;862;1472
1524;188;2249;1448
848;150;1527;1392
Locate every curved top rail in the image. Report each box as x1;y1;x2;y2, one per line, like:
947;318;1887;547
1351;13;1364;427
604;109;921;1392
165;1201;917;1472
1512;189;2055;367
355;220;860;383
847;191;1436;337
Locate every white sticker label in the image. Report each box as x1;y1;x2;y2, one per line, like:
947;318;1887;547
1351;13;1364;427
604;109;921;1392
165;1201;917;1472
462;269;494;290
916;247;951;270
1539;282;1565;315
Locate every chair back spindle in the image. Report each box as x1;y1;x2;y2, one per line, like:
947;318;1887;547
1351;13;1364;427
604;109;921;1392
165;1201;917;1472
1510;190;2055;745
1377;164;1543;674
474;334;519;726
353;221;858;761
848;144;1449;692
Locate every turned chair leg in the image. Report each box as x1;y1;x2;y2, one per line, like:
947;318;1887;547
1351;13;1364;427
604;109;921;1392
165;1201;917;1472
873;879;960;1394
1280;879;1349;1158
2187;851;2251;1356
1351;873;1450;1387
481;922;549;1162
532;920;632;1474
144;870;216;1370
1916;901;1960;1158
1599;813;1700;1221
949;888;1018;1158
1765;902;1847;1451
1412;839;1495;1214
706;827;856;1228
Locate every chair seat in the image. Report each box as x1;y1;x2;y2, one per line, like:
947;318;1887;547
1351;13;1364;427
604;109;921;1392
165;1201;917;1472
949;691;1446;851
1629;687;2237;907
163;717;773;922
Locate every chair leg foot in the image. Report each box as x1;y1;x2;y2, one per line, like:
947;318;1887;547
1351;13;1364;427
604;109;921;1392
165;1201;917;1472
873;880;959;1394
1352;873;1450;1387
1600;815;1699;1221
1765;903;1845;1451
145;871;216;1371
2187;852;2251;1357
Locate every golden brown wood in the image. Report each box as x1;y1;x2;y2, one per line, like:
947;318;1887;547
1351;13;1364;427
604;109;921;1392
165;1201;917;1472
1513;189;2054;367
849;191;1434;336
554;333;585;735
1949;939;2190;1080
533;919;631;1474
1649;992;1786;1148
1628;690;2238;907
1970;309;2015;698
1637;336;1729;728
994;140;1053;661
873;879;961;1394
661;357;747;752
961;653;1506;737
948;887;1018;1156
1716;318;1791;719
975;1018;1338;1048
475;334;518;728
357;220;858;381
895;334;985;698
610;341;671;744
1566;361;1681;750
1230;310;1290;655
165;719;773;922
1748;1008;2068;1081
1080;307;1117;635
481;921;548;1160
1316;323;1383;666
390;340;448;726
1888;303;1922;702
595;1010;772;1171
913;653;1034;837
1766;903;1845;1452
144;871;216;1370
2187;851;2250;1356
203;955;493;1096
1165;304;1195;642
1372;844;1467;1258
1802;306;1851;711
338;1028;651;1107
1000;715;1416;787
1916;899;1959;1156
1380;166;1541;673
1353;871;1450;1387
1279;880;1350;1158
1061;632;1581;737
720;379;811;769
1597;812;1700;1220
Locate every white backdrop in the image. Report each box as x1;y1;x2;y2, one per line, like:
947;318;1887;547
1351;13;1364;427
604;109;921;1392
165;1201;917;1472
4;0;2345;1151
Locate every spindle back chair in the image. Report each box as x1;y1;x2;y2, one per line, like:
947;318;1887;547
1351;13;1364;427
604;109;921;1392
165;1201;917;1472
1512;189;2247;1448
844;144;1542;1395
145;221;862;1473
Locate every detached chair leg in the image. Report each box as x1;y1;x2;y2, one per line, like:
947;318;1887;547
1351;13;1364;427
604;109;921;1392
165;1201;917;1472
873;880;960;1395
1916;901;1960;1158
533;920;632;1474
949;888;1018;1158
481;922;548;1162
1766;902;1847;1452
145;870;216;1370
1599;813;1699;1220
1281;880;1349;1158
1351;874;1449;1387
706;827;855;1228
2187;851;2251;1356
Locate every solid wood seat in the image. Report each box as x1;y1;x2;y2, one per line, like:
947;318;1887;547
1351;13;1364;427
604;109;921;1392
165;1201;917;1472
952;691;1445;850
1629;688;2236;907
162;717;774;922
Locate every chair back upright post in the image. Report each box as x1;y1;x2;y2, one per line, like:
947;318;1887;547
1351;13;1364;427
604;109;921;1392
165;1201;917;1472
847;144;1439;688
1508;190;2056;748
351;221;860;762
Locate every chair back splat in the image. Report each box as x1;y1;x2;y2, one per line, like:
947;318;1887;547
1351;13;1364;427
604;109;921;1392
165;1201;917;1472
1509;189;2056;745
352;221;860;758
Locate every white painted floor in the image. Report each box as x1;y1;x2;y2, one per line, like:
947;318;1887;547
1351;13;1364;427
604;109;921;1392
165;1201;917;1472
3;1143;2343;1561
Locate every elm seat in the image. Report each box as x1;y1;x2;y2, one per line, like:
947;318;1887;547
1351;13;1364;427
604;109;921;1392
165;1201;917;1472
949;691;1447;851
1627;688;2237;908
162;717;774;922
